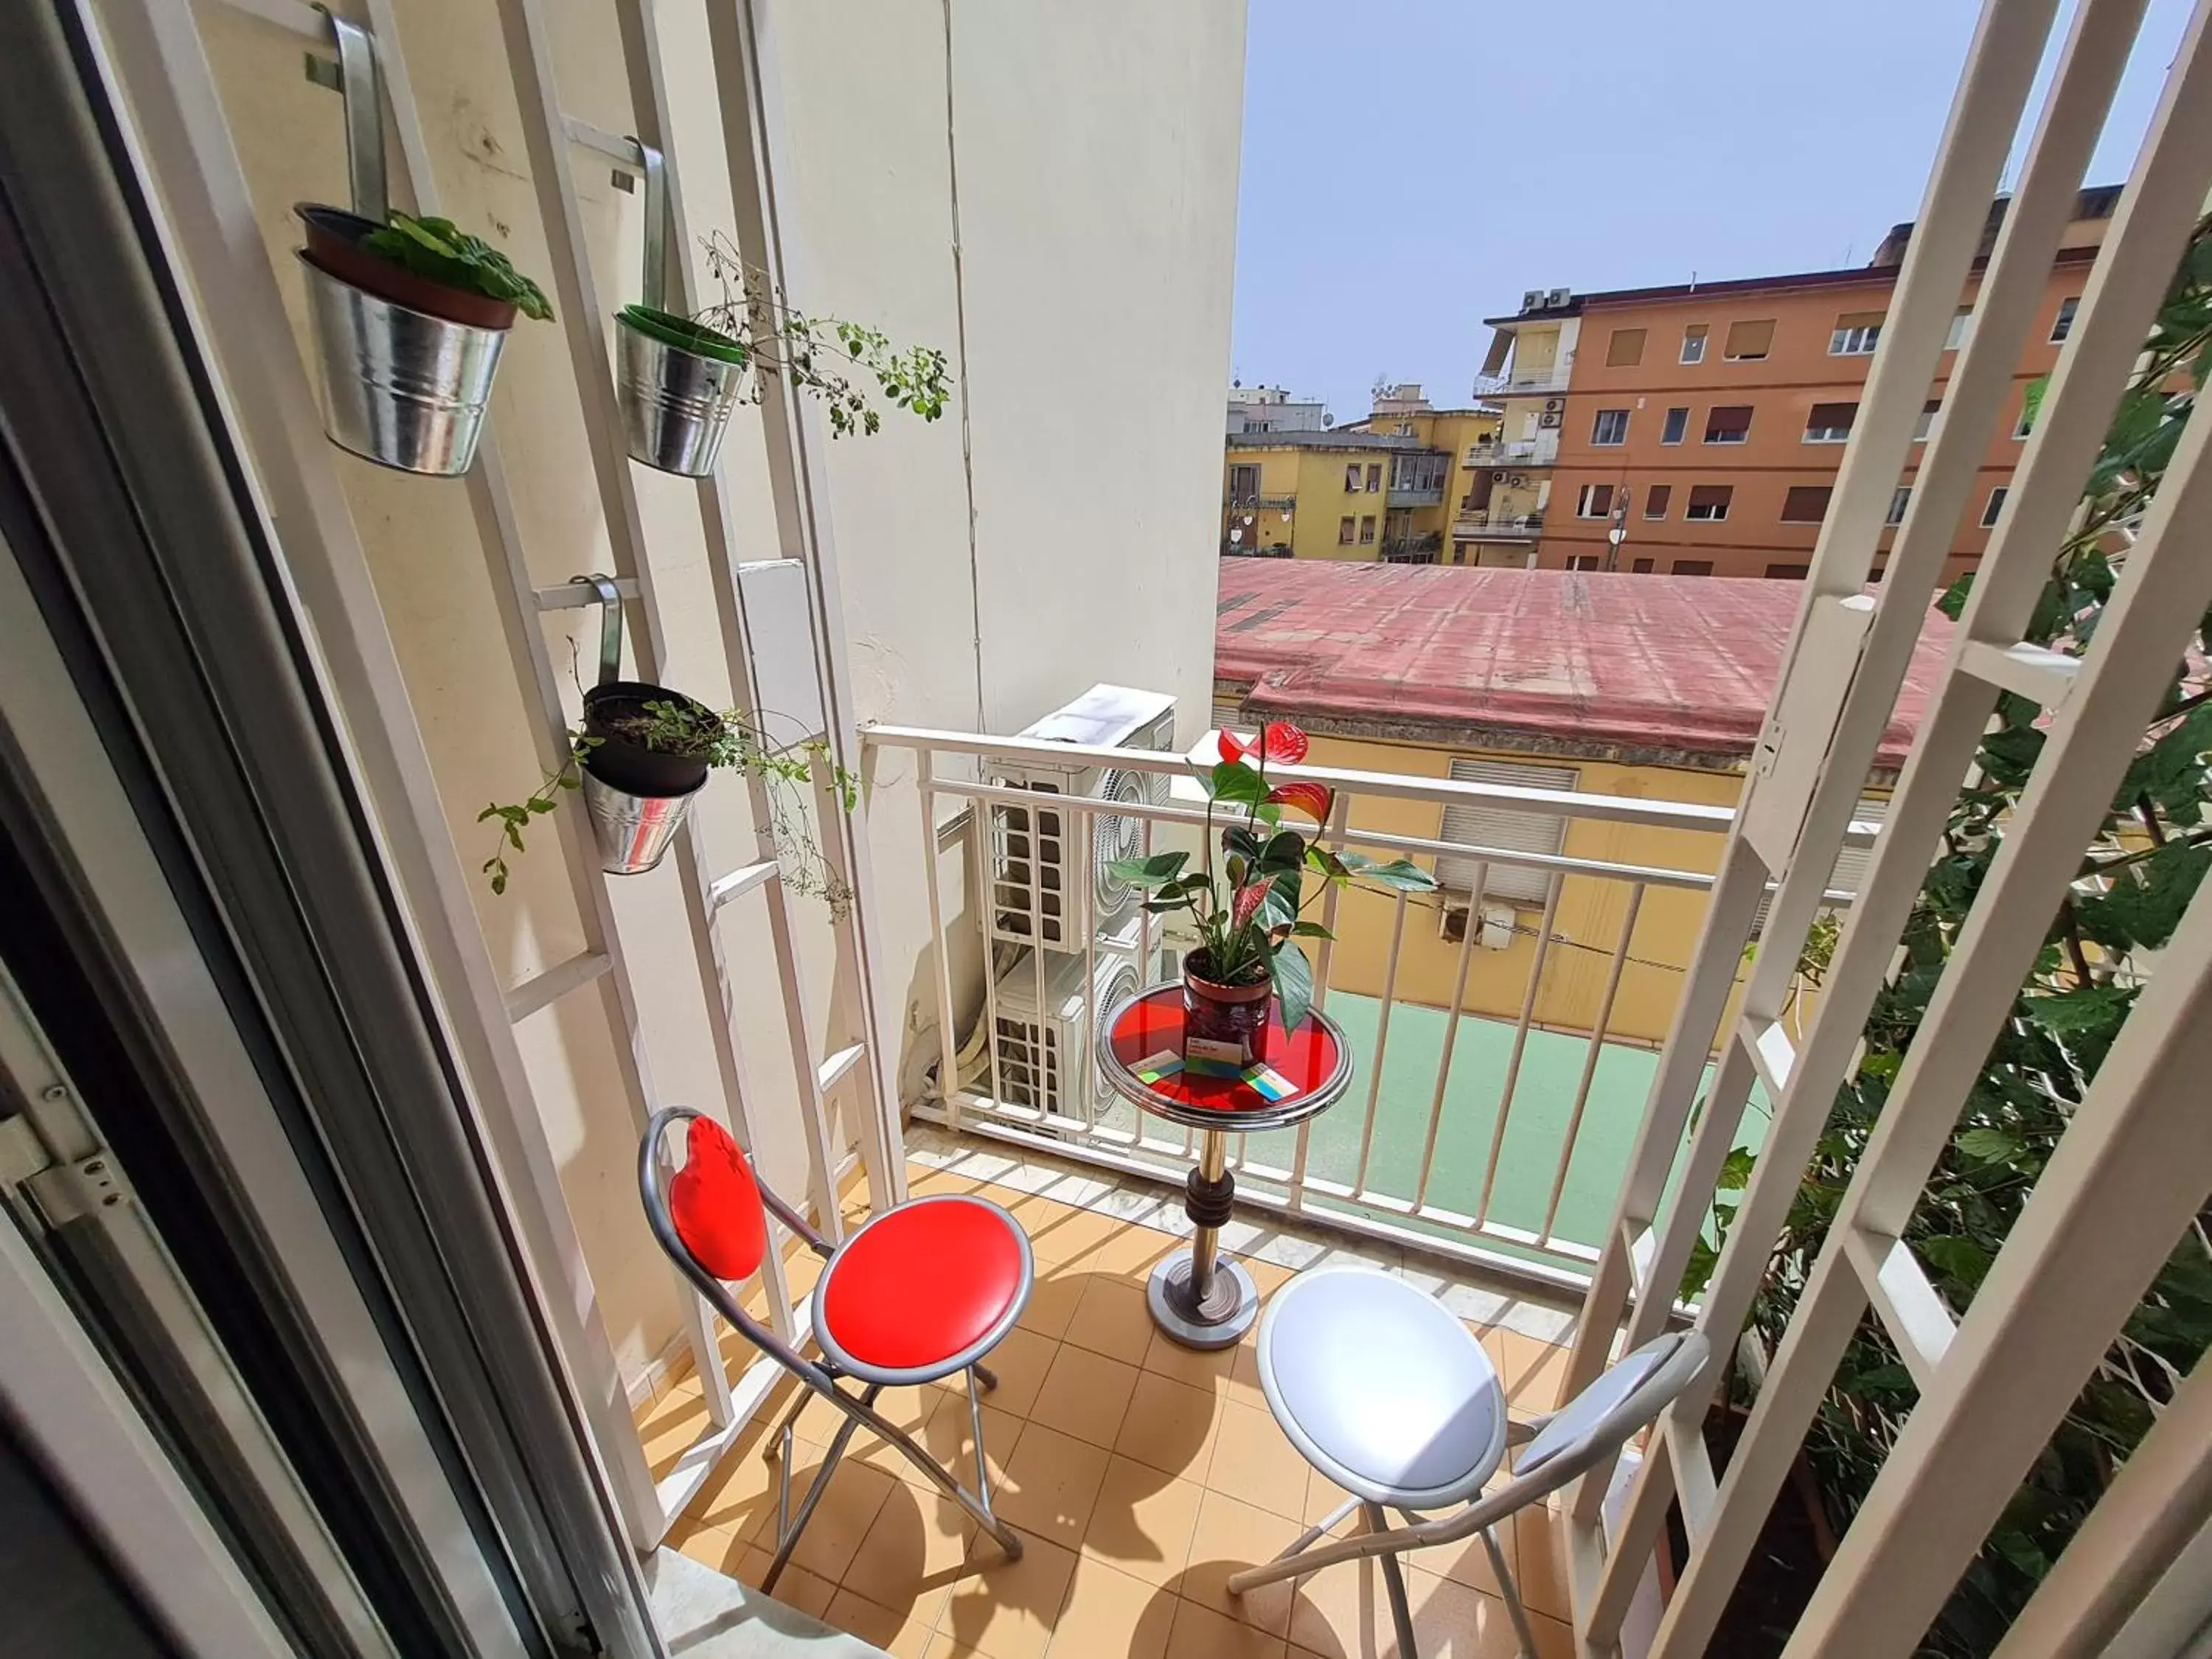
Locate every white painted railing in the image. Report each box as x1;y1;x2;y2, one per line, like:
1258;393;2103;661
865;723;1866;1297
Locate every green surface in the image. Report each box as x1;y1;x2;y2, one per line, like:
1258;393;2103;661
1101;992;1770;1276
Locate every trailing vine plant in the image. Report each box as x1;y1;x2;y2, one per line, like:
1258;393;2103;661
1686;218;2212;1654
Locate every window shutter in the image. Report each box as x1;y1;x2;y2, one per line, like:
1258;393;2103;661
1806;401;1857;433
1834;310;1884;330
1606;327;1646;367
1780;485;1832;523
1211;693;1245;731
1723;319;1775;358
1644;484;1672;518
1754;797;1885;933
1437;759;1577;905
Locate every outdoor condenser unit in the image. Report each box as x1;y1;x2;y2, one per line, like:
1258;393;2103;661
989;684;1176;951
990;947;1156;1121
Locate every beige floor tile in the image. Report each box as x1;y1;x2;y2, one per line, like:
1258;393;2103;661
853;1379;953;1484
1081;1455;1203;1588
841;1485;979;1627
1015;1201;1126;1267
1512;1503;1571;1622
778;1447;897;1583
1164;1596;1287;1659
1113;1371;1224;1480
911;1167;993;1197
1080;1223;1183;1281
917;1400;1024;1498
1302;1469;1361;1528
640;1384;713;1480
938;1529;1079;1659
672;1520;748;1578
1224;1338;1274;1414
824;1588;936;1658
732;1544;837;1620
939;1325;1057;1420
1065;1276;1158;1363
1481;1328;1571;1416
1018;1266;1090;1342
995;1424;1112;1551
1208;1402;1313;1521
686;1433;824;1541
1403;1514;1515;1600
1177;1488;1302;1635
1282;1552;1394;1659
1028;1346;1140;1449
1043;1557;1178;1659
925;1635;990;1658
1141;1324;1240;1394
1403;1568;1554;1659
1241;1254;1296;1296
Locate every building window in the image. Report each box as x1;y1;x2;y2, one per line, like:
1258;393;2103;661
1228;463;1260;498
1344;464;1360;492
1644;484;1672;519
1680;324;1708;364
2014;405;2034;440
1660;406;1689;445
1946;307;1972;350
1607;327;1646;367
2051;295;2080;343
1592;408;1630;445
1568;554;1601;571
1686;484;1733;521
1829;312;1884;355
1338;515;1355;543
1211;692;1247;730
1575;483;1615;518
1915;400;1940;442
1672;559;1714;575
1723;319;1775;361
1438;757;1577;905
1766;563;1811;579
1981;487;2008;529
1365;463;1382;493
1704;406;1753;444
1887;486;1912;526
1804;401;1857;443
1780;485;1832;524
1631;557;1655;573
1359;514;1377;543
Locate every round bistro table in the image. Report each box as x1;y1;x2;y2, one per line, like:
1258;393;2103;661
1096;984;1351;1348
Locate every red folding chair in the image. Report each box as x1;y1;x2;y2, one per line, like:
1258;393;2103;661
638;1107;1029;1587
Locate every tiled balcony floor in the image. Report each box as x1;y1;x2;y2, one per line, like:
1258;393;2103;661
639;1144;1583;1658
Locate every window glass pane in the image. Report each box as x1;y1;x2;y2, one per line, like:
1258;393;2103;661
1680;325;1708;364
1660;406;1688;444
1672;559;1714;575
1887;486;1912;526
2051;296;2079;343
1592;408;1630;445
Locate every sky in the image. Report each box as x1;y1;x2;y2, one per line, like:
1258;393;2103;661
1230;0;2195;422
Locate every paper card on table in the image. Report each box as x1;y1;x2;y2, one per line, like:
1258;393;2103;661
1242;1062;1295;1101
1133;1049;1184;1083
1184;1036;1249;1068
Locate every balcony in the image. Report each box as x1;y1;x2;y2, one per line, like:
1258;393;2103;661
1224;492;1298;512
1455;509;1545;538
1472;364;1573;397
1468;434;1560;469
1380;532;1445;562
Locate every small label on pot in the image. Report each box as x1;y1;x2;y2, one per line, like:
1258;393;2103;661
1185;1036;1249;1069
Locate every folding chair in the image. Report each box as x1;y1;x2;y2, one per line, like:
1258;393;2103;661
1227;1265;1709;1658
638;1107;1029;1589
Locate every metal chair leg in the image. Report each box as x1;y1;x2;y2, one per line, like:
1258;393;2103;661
761;1381;812;1459
973;1360;998;1391
1263;1492;1362;1568
1364;1503;1420;1659
965;1366;1000;1523
1482;1526;1540;1659
762;1385;875;1592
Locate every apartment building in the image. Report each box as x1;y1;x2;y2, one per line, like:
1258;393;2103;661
1225;380;1329;433
1471;188;2113;580
1225;395;1499;561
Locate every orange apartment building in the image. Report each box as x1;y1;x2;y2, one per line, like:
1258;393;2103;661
1464;188;2115;581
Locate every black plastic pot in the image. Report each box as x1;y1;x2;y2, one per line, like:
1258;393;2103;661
580;682;717;797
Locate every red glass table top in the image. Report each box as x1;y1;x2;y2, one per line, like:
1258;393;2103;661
1098;984;1351;1133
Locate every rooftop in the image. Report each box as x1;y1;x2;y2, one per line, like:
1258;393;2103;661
1215;562;1951;771
1225;428;1423;452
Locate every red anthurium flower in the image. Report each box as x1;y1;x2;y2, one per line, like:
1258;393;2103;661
1259;720;1309;765
1218;727;1248;765
1231;880;1273;931
1266;781;1334;824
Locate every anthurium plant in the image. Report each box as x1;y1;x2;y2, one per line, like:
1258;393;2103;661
1108;720;1436;1033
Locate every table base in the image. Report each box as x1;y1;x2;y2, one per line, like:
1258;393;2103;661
1147;1251;1258;1349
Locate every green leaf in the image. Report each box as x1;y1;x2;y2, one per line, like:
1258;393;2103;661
1208;759;1269;807
1955;1126;2022;1164
1269;940;1314;1034
1919;1234;1994;1291
1107;850;1189;888
1338;852;1439;892
1290;920;1335;939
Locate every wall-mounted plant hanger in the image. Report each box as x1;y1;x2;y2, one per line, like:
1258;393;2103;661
291;4;549;476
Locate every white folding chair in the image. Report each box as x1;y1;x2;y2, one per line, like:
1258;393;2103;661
1228;1265;1709;1658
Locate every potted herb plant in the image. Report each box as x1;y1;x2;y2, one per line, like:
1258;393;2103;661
295;206;552;476
613;231;950;477
1110;720;1435;1051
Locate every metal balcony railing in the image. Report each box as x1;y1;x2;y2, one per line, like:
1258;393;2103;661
1224;493;1298;512
1467;435;1560;468
864;721;1869;1293
1472;364;1573;397
1455;509;1545;538
1379;532;1444;563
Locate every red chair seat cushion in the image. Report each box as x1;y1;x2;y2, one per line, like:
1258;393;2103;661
818;1197;1026;1374
667;1116;768;1282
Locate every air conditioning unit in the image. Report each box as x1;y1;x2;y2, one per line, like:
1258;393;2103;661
1441;902;1516;949
1520;288;1546;313
1538;411;1562;429
990;684;1177;950
990;945;1164;1120
1543;397;1567;414
1545;287;1571;308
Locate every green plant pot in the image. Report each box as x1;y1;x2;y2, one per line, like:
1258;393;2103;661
618;304;748;365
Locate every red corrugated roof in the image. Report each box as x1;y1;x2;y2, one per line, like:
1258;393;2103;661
1215;561;1951;771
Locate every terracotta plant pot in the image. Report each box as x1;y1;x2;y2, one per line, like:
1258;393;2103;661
1182;948;1273;1060
580;682;718;797
294;204;519;331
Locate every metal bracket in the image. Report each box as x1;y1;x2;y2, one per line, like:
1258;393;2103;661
0;1116;52;1189
637;140;669;313
568;572;625;687
24;1153;131;1228
315;4;387;223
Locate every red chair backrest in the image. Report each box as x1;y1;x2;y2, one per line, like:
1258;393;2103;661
667;1115;768;1282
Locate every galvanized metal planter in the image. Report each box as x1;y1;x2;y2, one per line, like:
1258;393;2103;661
293;12;512;476
613;144;749;478
580;768;703;875
570;575;713;875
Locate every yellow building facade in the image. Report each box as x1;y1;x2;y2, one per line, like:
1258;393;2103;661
1222;406;1498;564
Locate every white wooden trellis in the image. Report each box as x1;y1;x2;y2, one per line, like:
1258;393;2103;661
1559;0;2212;1654
84;0;902;1550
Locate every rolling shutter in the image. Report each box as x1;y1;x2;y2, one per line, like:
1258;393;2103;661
1437;758;1578;905
1754;795;1886;933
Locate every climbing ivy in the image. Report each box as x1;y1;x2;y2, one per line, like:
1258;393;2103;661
1686;218;2212;1655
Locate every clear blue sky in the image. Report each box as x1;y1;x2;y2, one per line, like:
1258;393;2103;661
1231;0;2194;421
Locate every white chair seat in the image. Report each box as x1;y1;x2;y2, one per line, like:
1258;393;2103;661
1256;1266;1508;1508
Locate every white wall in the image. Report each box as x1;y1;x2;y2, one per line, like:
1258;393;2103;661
145;0;1240;1387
